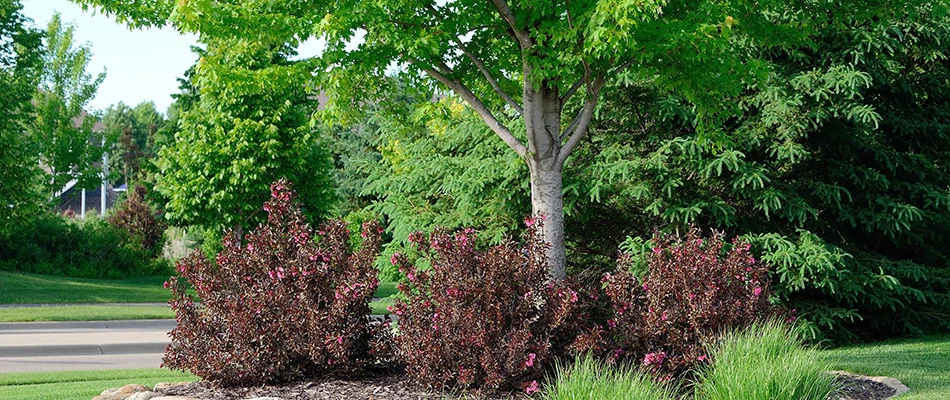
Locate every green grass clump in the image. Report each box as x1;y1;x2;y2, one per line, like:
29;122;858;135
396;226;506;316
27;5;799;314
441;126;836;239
541;354;677;400
824;334;950;400
0;368;196;400
694;320;835;400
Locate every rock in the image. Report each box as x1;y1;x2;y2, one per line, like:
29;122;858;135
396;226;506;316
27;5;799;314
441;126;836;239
93;384;151;400
153;382;192;391
126;392;162;400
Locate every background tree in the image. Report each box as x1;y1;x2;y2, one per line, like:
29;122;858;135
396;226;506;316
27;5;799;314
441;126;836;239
101;100;166;186
29;12;106;200
153;37;336;239
0;0;44;237
74;0;809;279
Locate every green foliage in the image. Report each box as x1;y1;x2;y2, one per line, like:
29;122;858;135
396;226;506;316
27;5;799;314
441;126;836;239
101;100;166;185
0;0;44;237
154;39;336;234
541;354;679;400
0;214;171;279
29;12;107;199
693;320;836;400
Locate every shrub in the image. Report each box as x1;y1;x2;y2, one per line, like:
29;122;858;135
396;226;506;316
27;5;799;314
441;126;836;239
0;213;169;278
541;354;678;400
693;320;836;400
389;219;578;394
107;184;168;257
588;227;778;378
162;179;381;385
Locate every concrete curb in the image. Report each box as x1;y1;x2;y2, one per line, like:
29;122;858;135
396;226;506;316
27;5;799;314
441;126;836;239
0;342;169;357
0;319;178;331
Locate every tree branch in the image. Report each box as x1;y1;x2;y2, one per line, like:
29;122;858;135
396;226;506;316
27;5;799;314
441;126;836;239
413;59;528;157
490;0;532;49
424;4;523;116
558;76;604;165
560;78;584;106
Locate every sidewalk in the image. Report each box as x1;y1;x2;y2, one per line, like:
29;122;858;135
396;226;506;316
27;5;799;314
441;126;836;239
0;319;175;372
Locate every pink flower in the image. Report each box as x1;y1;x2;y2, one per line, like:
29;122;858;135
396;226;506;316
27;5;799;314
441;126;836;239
525;353;536;367
643;351;666;366
391;252;401;266
524;380;539;394
697;354;708;362
652;247;662;253
661;311;668;321
753;287;763;297
337;336;343;345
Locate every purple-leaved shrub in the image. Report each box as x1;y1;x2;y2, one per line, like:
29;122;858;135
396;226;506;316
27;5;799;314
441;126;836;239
163;179;381;385
389;218;579;394
575;227;778;379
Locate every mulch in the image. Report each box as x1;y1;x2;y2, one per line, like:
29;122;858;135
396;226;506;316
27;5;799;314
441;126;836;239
155;371;897;400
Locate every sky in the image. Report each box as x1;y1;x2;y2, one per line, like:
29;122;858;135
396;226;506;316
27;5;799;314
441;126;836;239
21;0;199;115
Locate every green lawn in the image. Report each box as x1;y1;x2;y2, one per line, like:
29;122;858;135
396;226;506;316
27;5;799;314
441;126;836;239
0;271;397;321
0;369;196;400
824;334;950;400
0;271;173;304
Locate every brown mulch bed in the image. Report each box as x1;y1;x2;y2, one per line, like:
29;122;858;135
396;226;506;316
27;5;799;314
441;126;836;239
155;371;896;400
833;374;897;400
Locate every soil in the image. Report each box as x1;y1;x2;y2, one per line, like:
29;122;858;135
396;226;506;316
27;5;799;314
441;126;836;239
155;371;898;400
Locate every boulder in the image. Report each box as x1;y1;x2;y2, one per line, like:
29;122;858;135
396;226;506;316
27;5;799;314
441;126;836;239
92;384;151;400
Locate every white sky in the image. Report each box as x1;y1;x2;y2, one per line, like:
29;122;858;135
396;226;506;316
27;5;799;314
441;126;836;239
21;0;199;115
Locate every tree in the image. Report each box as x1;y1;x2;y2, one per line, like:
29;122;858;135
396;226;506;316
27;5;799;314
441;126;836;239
76;0;914;278
153;37;336;239
0;0;44;236
101;100;166;186
29;12;106;199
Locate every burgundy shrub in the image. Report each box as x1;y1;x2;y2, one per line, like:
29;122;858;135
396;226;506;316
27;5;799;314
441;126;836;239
107;184;168;256
389;218;578;395
162;179;381;385
591;227;778;379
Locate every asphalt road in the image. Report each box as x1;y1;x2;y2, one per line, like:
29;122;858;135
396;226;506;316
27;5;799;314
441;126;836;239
0;320;174;373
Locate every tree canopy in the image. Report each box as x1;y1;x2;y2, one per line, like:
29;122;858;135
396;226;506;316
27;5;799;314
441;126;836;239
0;0;44;236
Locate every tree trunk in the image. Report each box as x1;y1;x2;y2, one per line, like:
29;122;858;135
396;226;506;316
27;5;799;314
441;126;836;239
524;79;568;279
528;159;567;279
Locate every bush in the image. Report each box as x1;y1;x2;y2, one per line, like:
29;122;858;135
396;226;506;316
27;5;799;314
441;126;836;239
389;219;578;394
163;179;381;385
694;320;836;400
584;227;778;379
107;184;168;257
0;213;169;278
541;354;678;400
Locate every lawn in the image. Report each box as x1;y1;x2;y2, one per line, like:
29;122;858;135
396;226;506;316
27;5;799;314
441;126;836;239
0;271;398;321
0;368;196;400
824;334;950;400
0;271;174;304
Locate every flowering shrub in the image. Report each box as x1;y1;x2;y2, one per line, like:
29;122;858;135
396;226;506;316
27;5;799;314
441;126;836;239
389;219;578;394
162;179;381;385
586;228;778;378
107;184;167;257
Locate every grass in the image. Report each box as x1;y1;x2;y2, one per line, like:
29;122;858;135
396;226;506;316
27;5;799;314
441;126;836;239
0;368;197;400
824;333;950;400
542;354;678;400
0;270;398;321
0;271;174;304
693;320;836;400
